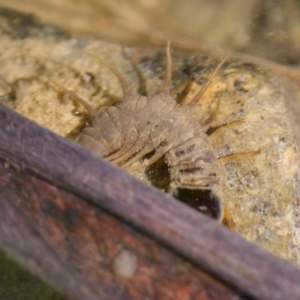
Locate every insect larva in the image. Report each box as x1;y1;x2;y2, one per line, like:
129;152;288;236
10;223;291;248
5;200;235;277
70;43;227;194
0;46;259;223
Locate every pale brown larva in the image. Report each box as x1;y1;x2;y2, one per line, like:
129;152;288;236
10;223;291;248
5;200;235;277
71;44;227;194
0;45;258;223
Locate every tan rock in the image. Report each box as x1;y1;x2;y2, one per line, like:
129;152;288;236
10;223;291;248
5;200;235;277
1;28;300;267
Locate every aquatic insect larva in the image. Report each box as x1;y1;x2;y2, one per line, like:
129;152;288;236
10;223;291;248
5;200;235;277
62;44;227;194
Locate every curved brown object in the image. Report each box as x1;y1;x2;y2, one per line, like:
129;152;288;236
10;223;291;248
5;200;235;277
0;102;300;300
0;158;240;300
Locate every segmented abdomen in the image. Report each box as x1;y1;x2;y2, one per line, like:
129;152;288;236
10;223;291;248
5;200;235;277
77;91;219;190
166;129;219;190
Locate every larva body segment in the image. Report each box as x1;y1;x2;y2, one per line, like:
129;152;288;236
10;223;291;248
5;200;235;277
77;82;219;192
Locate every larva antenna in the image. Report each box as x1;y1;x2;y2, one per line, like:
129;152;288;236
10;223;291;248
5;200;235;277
83;52;130;97
162;40;172;93
190;54;230;104
39;75;98;118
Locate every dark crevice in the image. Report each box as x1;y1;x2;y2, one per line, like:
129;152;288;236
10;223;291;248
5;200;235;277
173;188;221;220
145;157;221;220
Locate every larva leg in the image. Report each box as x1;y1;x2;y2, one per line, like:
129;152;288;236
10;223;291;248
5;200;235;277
120;144;156;169
117;119;183;169
108;142;140;164
111;139;157;167
125;147;168;170
162;40;172;93
104;142;134;162
181;54;229;106
181;55;229;126
209;119;260;163
222;208;236;231
218;149;261;164
129;137;193;170
208;120;245;140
